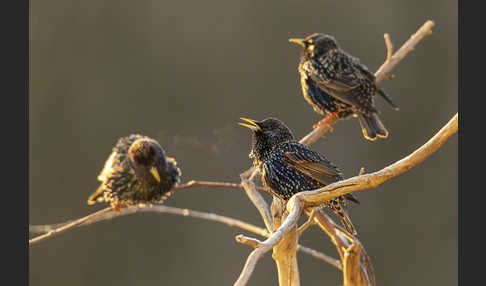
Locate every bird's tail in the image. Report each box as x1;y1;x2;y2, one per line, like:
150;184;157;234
377;88;399;111
358;113;389;141
87;185;105;205
339;210;357;236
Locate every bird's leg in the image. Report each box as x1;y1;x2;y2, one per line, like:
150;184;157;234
313;112;339;131
111;200;124;214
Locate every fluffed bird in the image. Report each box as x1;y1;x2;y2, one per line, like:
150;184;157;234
87;134;181;210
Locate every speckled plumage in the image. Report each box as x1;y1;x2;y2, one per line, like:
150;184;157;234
87;134;181;208
290;33;398;141
240;117;358;235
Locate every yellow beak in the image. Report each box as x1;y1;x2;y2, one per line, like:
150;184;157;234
289;38;305;48
238;117;261;131
150;166;161;182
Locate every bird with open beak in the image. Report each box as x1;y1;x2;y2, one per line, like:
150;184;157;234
87;134;181;211
239;117;359;235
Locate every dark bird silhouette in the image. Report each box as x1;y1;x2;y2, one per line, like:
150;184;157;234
87;134;181;210
289;33;399;141
239;117;358;235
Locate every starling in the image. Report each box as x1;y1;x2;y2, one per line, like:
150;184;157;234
289;33;399;141
87;134;181;210
239;117;359;235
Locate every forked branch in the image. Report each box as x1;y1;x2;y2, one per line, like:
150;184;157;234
234;113;457;285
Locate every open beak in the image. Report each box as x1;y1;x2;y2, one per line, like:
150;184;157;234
289;38;305;48
150;166;161;182
238;117;262;131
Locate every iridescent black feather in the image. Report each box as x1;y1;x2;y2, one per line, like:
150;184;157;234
87;134;181;208
291;33;399;140
241;117;358;235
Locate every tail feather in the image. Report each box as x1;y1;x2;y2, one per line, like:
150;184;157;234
377;88;399;110
340;210;357;236
358;113;389;141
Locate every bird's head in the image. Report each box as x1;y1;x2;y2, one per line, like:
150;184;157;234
289;33;339;58
128;138;168;184
239;117;294;159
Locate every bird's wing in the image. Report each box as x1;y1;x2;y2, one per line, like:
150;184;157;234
310;51;378;112
282;143;360;204
282;144;342;186
352;58;376;82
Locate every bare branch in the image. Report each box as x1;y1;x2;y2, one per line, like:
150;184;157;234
172;180;267;193
29;207;113;246
375;20;435;82
31;204;338;270
297;209;316;236
234;202;302;286
295;113;457;208
384;33;393;62
241;179;274;231
272;223;300;286
297;245;342;270
236;234;263;249
342;243;366;286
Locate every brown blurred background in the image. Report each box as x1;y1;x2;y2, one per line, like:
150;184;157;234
30;0;457;285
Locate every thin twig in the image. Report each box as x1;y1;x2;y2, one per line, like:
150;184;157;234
236;234;262;249
375;20;435;82
384;33;393;62
297;209;316;236
298;245;342;270
241;179;274;232
29;207;113;245
172;180;267;193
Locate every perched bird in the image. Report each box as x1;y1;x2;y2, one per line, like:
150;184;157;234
239;117;359;235
87;134;181;210
289;33;399;141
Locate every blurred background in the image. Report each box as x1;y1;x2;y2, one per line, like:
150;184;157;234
30;0;457;285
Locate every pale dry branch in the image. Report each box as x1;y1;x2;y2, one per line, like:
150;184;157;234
375;20;435;82
384;33;393;62
236;234;263;249
309;210;374;285
30;203;339;269
297;209;316;236
29;207;113;245
241;179;274;231
294;113;457;208
272;222;300;286
342;243;367;286
235;112;456;285
29;179;267;245
234;203;302;286
30;201;270;245
173;180;268;193
298;245;342;270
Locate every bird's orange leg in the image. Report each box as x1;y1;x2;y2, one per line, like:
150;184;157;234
111;201;124;214
312;112;339;131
